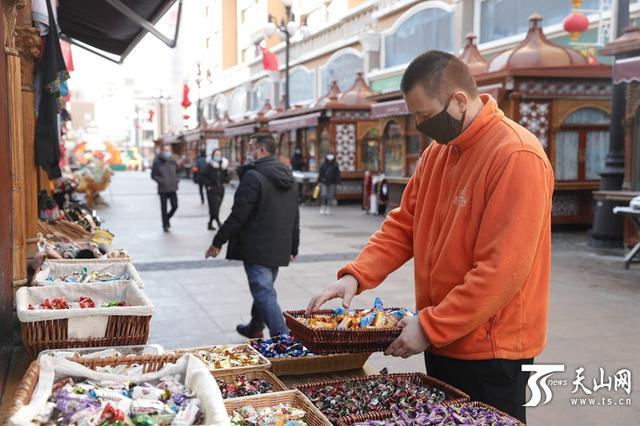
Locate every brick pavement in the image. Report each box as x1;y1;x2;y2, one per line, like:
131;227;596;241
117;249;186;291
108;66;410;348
96;171;640;425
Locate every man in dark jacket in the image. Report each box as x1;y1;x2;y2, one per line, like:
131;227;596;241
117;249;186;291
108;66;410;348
205;134;300;338
151;145;180;232
194;149;208;204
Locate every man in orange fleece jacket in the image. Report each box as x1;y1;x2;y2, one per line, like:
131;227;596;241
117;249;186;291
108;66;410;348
307;51;554;422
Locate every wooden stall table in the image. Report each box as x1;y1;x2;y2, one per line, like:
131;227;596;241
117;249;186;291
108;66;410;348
613;206;640;269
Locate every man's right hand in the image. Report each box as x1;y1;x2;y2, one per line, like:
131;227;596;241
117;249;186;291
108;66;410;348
306;274;358;313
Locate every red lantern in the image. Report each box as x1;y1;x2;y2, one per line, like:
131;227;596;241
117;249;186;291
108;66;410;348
183;114;190;120
181;83;192;109
563;12;589;42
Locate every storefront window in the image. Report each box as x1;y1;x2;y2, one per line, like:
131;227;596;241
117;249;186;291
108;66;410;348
318;128;332;162
406;134;424;176
321;51;364;93
555;107;610;181
359;129;379;172
288;68;316;105
479;0;599;43
384;6;453;68
383;121;404;177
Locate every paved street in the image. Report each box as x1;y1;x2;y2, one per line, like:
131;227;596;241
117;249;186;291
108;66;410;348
98;171;640;425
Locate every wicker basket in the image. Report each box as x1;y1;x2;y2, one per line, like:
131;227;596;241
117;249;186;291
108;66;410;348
294;372;469;424
224;389;331;426
338;401;524;426
43;257;133;264
284;309;404;354
212;369;288;400
17;281;153;359
175;344;271;374
10;354;181;418
247;338;371;376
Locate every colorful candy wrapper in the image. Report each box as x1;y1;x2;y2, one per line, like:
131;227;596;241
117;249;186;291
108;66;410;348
172;398;201;425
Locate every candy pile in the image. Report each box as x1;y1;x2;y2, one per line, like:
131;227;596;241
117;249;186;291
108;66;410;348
231;403;306;426
249;335;312;359
34;376;204;425
216;375;274;399
46;267;129;283
302;298;413;330
353;401;519;426
191;345;266;371
301;375;446;422
27;297;128;310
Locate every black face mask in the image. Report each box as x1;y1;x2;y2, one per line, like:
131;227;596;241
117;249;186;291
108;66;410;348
415;96;466;144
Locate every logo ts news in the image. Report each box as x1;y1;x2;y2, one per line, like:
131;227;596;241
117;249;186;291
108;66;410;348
522;364;567;407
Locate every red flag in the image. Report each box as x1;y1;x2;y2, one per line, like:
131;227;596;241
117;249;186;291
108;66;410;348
261;47;279;71
181;83;192;108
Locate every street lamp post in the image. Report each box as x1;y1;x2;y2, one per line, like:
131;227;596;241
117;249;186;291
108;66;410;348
195;62;203;127
264;0;310;111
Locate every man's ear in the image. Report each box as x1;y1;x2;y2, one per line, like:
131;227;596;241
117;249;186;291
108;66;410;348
451;90;469;111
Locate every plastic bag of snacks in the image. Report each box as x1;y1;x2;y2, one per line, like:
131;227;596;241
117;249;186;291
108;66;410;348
9;354;229;425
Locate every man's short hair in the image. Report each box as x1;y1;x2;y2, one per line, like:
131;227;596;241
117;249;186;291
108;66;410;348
400;50;478;101
250;133;277;156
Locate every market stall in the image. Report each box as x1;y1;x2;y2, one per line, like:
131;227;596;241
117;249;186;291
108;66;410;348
268;73;376;202
223;101;273;171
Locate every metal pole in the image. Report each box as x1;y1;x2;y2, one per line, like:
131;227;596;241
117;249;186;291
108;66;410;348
590;0;630;247
284;5;292;111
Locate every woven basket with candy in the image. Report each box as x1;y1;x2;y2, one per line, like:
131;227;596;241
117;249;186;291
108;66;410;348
175;344;271;374
284;298;413;354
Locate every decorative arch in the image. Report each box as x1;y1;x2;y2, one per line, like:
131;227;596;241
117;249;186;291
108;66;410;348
229;87;247;118
557;104;611;127
252;77;273;111
288;66;316;105
211;94;228;119
382;1;454;69
319;47;364;94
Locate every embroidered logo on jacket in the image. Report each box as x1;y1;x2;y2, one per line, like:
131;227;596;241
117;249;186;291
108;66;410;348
453;188;467;206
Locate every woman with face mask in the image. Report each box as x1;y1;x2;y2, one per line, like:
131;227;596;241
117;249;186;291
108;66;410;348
317;153;341;214
201;149;230;230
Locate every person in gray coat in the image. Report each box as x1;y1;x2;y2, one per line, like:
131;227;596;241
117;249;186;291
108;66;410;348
151;145;180;232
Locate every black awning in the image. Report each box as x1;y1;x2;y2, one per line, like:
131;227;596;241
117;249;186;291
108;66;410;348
58;0;181;63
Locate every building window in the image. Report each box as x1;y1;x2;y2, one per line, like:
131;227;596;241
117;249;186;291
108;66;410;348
555;107;609;181
287;68;316;105
383;120;405;177
384;6;453;68
479;0;599;43
229;89;247;117
321;51;364;94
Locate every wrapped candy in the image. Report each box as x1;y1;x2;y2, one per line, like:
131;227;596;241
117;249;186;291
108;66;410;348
46;267;130;283
353;401;520;426
249;335;312;359
191;345;265;370
302;298;414;330
301;375;446;422
231;403;306;425
28;296;126;310
216;375;274;399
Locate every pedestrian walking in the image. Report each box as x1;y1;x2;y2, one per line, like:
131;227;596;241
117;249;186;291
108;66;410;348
193;149;207;204
307;51;554;424
151;145;180;232
290;148;305;171
205;134;300;338
376;173;389;216
201;149;229;230
317;153;340;215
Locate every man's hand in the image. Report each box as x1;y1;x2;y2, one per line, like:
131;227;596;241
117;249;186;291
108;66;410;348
205;246;221;259
306;275;358;313
384;315;430;358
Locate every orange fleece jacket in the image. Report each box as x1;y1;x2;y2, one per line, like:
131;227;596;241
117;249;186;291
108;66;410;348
339;95;554;360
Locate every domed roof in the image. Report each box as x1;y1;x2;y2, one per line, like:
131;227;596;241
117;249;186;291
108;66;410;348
459;33;488;75
311;80;341;108
488;13;588;73
339;72;375;107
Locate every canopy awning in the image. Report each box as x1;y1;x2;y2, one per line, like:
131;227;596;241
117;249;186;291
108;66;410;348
59;0;182;63
613;56;640;84
224;124;258;137
268;112;322;132
371;99;408;119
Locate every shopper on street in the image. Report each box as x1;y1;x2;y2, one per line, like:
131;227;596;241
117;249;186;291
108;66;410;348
290;148;305;171
317;153;340;215
151;145;180;232
205;134;300;338
194;149;207;204
201;149;229;230
306;51;553;423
